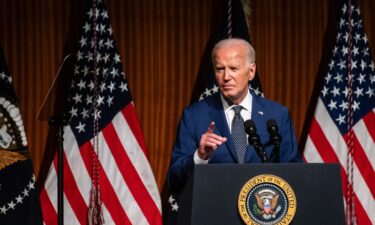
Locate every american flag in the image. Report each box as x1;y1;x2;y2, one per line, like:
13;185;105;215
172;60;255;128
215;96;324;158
39;0;162;224
303;0;375;224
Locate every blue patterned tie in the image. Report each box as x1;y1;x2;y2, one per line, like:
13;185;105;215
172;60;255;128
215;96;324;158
231;105;247;163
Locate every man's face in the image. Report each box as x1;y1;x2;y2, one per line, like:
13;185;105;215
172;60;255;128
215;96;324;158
213;45;256;105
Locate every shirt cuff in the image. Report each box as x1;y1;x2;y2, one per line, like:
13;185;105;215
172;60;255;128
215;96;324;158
194;150;209;164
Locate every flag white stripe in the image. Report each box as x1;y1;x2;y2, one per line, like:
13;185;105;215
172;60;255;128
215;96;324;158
98;130;149;225
62;194;80;225
303;136;324;163
313;98;375;222
113;111;161;211
43;164;58;214
353;118;375;172
63;126;115;224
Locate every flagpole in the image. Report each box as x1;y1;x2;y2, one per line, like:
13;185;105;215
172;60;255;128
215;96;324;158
48;116;67;225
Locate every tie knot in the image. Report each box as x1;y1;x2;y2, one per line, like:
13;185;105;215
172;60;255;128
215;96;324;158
233;105;242;114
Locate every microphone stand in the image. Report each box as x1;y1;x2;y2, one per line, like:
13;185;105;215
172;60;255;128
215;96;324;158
248;138;268;163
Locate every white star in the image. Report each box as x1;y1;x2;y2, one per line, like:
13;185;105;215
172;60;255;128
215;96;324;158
334;73;343;83
0;71;6;80
336;114;346;125
328;100;337;111
79;36;87;47
88;81;95;90
339;18;345;28
212;85;219;93
366;88;374;98
81;108;89;118
332;46;338;56
101;10;109;19
108;82;116;93
100;82;107;92
94;110;102;119
362;47;369;56
110;68;119;77
351;60;357;70
16;195;23;203
8;201;15;210
204;88;211;97
370;62;375;71
321;86;329;97
83;22;90;33
99;24;106;34
341;4;347;14
337;60;346;70
82;66;89;76
86;52;93;62
0;206;7;214
69;107;78;117
7;76;12;83
342;87;349;97
341;46;348;56
352;101;360;111
96;53;102;63
331;86;341;97
108;26;113;35
97;95;105;106
72;94;82;103
28;181;35;189
328;60;335;70
354;87;364;98
75;122;86;133
363;34;368;43
339;100;348;111
107;96;114;107
105;38;114;49
343;32;349;42
352;46;359;56
168;195;175;204
98;39;104;49
77;51;83;61
120;82;128;92
77;80;86;90
103;54;110;63
357;73;366;85
114;54;121;63
171;202;179;212
86;95;93;105
360;60;367;71
370;74;375;84
74;65;80;75
354;33;361;43
87;8;94;18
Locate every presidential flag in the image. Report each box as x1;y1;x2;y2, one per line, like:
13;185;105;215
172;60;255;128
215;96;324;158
303;0;375;224
165;0;263;223
190;0;263;103
0;46;43;224
39;0;162;224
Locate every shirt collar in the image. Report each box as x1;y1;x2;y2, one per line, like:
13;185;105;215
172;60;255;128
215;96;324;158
220;89;252;113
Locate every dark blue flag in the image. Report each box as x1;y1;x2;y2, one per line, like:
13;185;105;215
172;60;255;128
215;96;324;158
164;0;263;224
0;47;43;224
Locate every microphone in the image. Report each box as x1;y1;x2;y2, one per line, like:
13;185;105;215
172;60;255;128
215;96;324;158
244;120;267;163
266;119;281;148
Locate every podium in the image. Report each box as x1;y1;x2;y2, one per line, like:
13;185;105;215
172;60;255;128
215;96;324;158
177;163;345;225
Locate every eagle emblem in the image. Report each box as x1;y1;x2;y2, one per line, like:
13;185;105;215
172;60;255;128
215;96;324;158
255;189;281;219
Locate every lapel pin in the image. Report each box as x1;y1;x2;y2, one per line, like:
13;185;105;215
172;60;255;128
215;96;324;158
258;111;264;115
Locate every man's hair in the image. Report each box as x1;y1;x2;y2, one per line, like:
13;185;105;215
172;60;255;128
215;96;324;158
212;38;256;66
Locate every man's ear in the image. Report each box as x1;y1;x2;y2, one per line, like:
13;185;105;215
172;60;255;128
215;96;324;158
248;63;256;81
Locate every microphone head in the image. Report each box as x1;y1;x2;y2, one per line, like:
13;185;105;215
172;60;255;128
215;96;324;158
266;119;279;133
244;119;257;135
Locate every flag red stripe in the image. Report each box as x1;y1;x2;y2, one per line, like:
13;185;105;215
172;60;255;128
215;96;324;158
308;118;340;163
354;194;372;225
52;152;88;225
343;133;375;199
40;188;57;225
362;110;375;141
79;142;132;225
103;122;162;224
309;118;372;222
121;104;148;156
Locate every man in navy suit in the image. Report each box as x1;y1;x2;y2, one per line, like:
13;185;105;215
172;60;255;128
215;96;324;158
168;38;302;192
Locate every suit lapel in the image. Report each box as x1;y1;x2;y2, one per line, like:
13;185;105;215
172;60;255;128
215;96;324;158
208;95;238;163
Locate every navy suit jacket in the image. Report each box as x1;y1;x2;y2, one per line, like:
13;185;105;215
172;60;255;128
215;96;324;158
167;91;302;191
